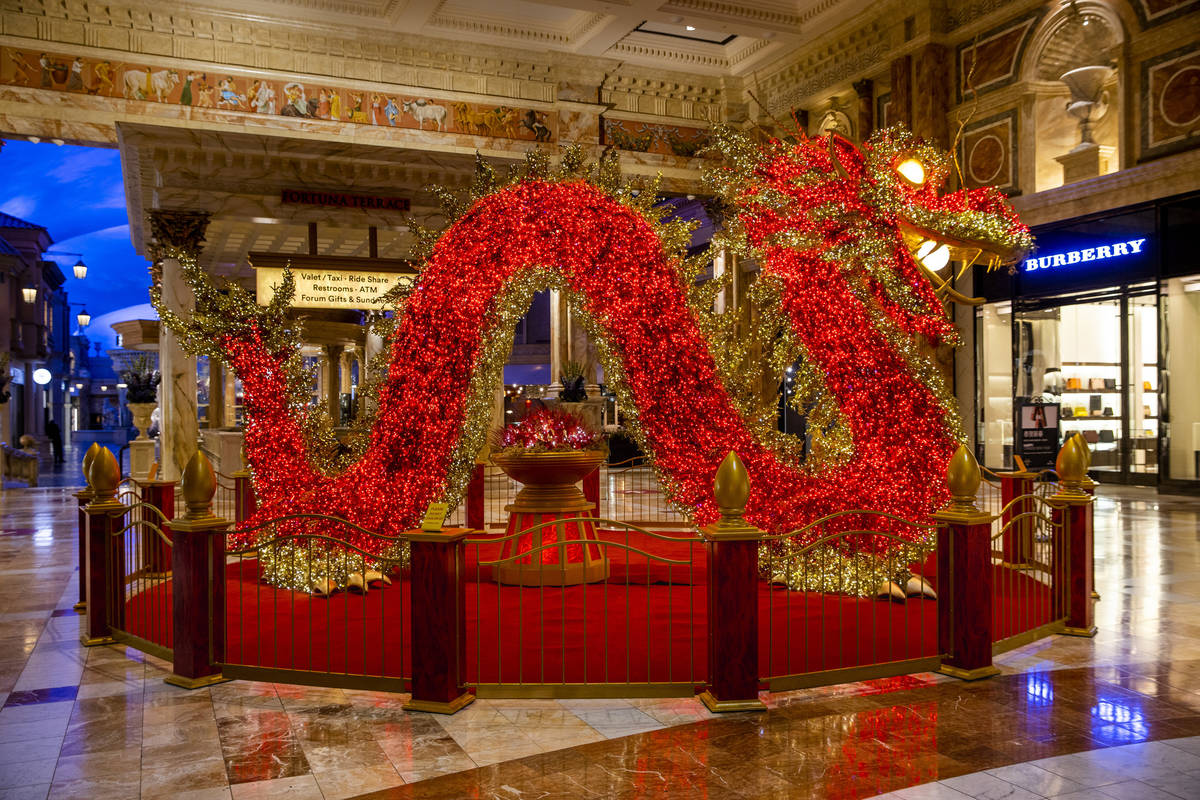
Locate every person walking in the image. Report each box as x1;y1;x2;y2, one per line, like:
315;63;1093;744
44;419;64;464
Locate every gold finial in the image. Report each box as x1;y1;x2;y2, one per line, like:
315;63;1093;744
714;451;750;522
81;442;101;490
946;444;981;511
88;446;120;501
1056;435;1087;495
181;450;217;519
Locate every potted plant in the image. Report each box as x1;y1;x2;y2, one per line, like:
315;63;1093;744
489;407;608;585
558;359;588;403
121;355;160;440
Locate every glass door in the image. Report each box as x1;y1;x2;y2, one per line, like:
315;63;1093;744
976;302;1014;468
1128;294;1159;479
1162;276;1200;486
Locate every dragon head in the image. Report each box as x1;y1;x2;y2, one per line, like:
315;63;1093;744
707;126;1032;345
852;128;1032;306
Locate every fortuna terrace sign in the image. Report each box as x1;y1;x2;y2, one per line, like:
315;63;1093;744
1024;238;1148;272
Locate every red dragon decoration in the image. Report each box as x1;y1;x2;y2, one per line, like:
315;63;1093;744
159;127;1031;591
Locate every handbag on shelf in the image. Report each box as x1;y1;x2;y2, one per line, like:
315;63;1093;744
1067;377;1083;390
1099;429;1116;443
1075;405;1088;417
1143;380;1152;391
1090;395;1102;413
1089;378;1106;390
1083;430;1100;444
1103;378;1117;390
1063;405;1074;418
1103;407;1114;416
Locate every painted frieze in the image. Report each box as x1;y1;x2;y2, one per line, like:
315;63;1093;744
0;46;557;144
601;118;710;158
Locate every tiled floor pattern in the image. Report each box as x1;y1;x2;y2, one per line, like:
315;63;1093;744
868;737;1200;799
0;481;1197;798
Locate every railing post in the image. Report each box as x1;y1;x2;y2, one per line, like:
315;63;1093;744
81;446;123;646
402;517;474;714
997;467;1035;567
1070;432;1101;602
1051;436;1097;638
934;445;999;681
232;448;256;524
141;480;176;575
165;451;232;689
699;451;766;712
583;468;600;517
466;462;485;530
72;443;101;611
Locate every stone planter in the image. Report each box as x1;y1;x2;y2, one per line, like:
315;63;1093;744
127;402;157;440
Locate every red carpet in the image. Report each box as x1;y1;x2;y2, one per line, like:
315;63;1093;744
124;530;1052;685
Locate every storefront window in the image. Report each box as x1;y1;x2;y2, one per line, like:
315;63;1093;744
1163;276;1200;483
977;302;1013;467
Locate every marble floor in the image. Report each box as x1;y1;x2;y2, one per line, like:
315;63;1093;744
0;479;1196;799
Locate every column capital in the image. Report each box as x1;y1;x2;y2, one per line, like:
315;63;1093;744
146;210;211;278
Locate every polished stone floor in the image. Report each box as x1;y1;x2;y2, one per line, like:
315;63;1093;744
0;479;1196;799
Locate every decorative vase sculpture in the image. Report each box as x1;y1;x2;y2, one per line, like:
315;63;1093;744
127;402;157;440
491;409;608;586
1060;65;1114;150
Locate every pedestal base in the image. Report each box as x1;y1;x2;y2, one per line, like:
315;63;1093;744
164;672;231;690
936;663;1000;681
496;509;610;587
1055;143;1115;185
698;689;766;713
403;693;475;715
129;439;157;481
1060;625;1098;638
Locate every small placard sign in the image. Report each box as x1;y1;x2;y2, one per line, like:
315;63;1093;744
420;502;449;532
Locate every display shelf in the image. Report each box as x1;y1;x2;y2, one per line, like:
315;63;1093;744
1062;416;1124;421
1059;389;1121;394
1061;361;1121;367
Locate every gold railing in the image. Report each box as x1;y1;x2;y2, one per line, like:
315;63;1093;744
758;512;942;690
990;495;1068;655
220;514;410;690
464;517;704;697
106;480;174;660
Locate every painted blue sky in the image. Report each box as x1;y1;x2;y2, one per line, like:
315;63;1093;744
1;139;151;349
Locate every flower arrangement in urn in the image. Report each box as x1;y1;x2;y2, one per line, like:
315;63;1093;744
120;355;160;440
493;407;603;454
489;407;609;585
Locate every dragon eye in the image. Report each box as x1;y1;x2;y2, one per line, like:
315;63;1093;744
915;239;951;272
896;159;926;186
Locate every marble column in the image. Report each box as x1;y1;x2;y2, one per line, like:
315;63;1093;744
853;79;874;140
361;327;385;417
208;360;225;429
713;250;727;314
148;210;210;483
912;45;951;148
890;55;912;131
326;344;344;425
548;289;567;393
